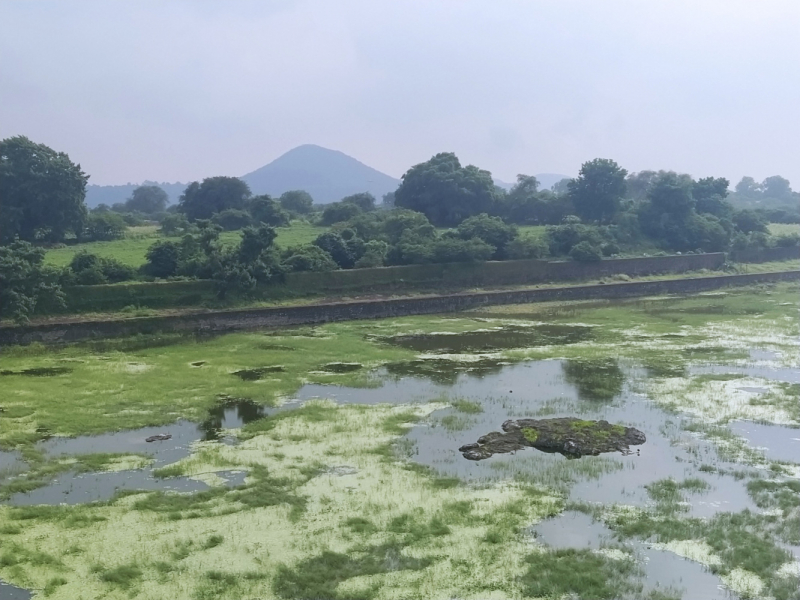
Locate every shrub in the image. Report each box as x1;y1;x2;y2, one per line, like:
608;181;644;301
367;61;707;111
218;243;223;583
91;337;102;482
733;209;769;234
282;246;338;272
160;213;191;235
546;219;605;256
0;240;65;323
506;236;548;259
250;196;290;227
569;241;603;262
313;232;363;268
68;251;136;284
456;213;517;259
279;190;314;215
354;240;389;268
774;233;800;248
601;242;620;256
83;212;127;241
145;241;181;278
321;202;362;226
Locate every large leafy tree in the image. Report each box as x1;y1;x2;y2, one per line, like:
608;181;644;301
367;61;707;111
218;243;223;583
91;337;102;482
0;240;64;323
279;190;314;215
568;159;627;223
125;185;168;214
0;136;88;243
178;176;251;221
394;152;499;226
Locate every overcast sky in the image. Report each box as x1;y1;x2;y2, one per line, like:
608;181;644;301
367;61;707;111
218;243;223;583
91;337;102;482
1;0;798;187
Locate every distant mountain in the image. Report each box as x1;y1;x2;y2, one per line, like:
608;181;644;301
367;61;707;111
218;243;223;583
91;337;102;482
241;144;400;203
85;181;187;208
494;173;571;192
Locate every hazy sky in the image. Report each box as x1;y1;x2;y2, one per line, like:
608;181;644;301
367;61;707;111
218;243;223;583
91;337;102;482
1;0;798;187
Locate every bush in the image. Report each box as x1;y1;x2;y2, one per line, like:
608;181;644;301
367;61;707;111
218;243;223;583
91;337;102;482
83;212;127;241
774;233;800;248
321;202;362;226
250;196;290;227
569;241;603;262
456;213;517;259
160;213;191;235
212;208;251;231
313;232;364;269
282;245;338;272
506;236;548;259
354;240;389;268
68;251;136;284
733;209;769;234
279;190;314;215
0;240;65;323
145;241;181;278
546;219;605;256
601;242;620;256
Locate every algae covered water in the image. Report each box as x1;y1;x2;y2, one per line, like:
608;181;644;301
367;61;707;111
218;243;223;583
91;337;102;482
0;283;798;599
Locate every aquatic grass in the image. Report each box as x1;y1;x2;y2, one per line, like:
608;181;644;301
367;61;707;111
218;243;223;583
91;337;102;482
449;398;483;414
520;548;641;599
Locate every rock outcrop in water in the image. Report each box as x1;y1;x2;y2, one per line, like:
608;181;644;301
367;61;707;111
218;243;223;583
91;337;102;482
459;417;645;460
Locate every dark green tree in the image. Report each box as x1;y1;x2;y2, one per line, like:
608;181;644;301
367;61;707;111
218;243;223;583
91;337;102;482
279;190;314;215
341;192;376;212
125;185;168;214
282;245;337;272
762;175;792;199
394;152;499;226
734;176;761;198
694;177;732;219
456;213;518;259
249;195;290;227
321;202;362;226
0;136;88;243
82;212;127;241
177;176;251;221
567;159;627;223
733;209;769;234
0;240;65;323
145;241;181;278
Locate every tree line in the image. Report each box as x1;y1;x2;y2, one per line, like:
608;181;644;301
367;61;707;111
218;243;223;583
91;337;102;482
2;135;799;322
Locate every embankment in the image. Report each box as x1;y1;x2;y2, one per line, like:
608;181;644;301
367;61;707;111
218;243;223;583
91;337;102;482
2;270;797;347
60;253;727;313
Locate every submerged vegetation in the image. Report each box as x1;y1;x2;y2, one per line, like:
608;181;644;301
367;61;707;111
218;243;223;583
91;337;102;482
0;282;798;599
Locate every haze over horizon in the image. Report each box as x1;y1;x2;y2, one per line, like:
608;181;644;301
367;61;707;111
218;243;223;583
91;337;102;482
1;0;798;187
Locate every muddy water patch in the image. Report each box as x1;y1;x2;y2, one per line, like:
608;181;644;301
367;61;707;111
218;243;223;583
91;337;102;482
533;512;734;600
383;324;593;353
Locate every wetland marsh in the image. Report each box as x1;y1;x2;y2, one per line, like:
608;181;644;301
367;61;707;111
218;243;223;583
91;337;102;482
0;283;798;599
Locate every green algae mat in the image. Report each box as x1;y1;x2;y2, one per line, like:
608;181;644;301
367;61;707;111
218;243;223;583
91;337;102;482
0;282;798;599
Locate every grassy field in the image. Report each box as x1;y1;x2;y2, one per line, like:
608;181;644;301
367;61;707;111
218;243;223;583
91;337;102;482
769;222;800;236
44;222;327;269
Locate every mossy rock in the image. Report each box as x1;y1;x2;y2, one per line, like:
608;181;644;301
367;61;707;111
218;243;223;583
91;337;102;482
459;417;645;460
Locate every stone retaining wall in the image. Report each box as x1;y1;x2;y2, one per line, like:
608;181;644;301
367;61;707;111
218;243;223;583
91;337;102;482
2;270;797;347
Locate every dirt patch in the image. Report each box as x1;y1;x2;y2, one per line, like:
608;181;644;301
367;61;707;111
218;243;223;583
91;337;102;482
459;417;646;460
